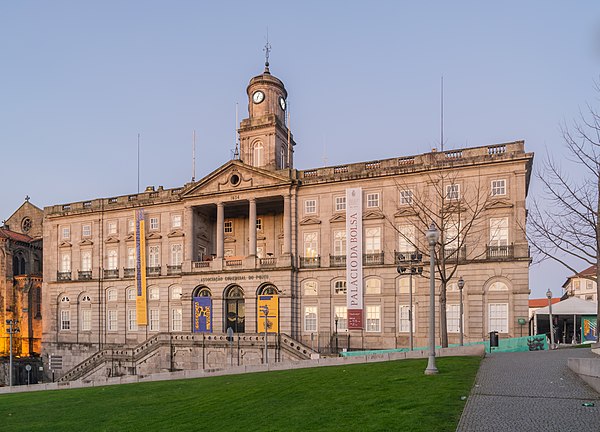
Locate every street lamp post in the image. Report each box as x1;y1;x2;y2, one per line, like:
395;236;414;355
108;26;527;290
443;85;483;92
458;277;465;346
6;319;20;388
425;223;439;375
334;315;339;353
397;256;423;351
546;289;555;350
260;305;269;364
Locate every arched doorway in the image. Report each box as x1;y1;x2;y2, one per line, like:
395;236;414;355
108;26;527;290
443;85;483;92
257;284;279;333
225;285;245;333
192;286;212;333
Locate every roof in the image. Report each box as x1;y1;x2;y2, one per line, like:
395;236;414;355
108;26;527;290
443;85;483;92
534;296;597;316
0;227;34;243
529;298;561;308
562;265;597;288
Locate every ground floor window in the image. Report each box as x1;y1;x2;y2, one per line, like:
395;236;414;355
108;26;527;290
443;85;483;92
489;303;508;333
150;309;160;331
81;309;91;331
128;309;138;331
334;306;347;331
366;305;381;332
399;305;415;333
447;304;461;333
304;306;317;332
60;310;70;330
172;308;182;331
108;310;118;331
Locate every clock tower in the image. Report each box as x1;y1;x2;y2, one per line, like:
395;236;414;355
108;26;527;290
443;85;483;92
238;57;295;171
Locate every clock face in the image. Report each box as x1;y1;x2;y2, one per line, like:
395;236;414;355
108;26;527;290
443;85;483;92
252;91;265;104
279;96;286;111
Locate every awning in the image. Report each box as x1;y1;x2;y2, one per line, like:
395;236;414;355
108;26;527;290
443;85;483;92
534;296;597;316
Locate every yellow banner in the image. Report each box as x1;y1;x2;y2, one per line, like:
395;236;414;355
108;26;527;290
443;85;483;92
135;209;148;325
257;295;279;333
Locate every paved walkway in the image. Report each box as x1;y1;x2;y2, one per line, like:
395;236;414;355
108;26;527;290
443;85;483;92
457;348;600;431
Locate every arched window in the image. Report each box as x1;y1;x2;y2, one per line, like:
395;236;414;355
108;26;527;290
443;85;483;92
398;277;416;294
365;278;381;295
193;286;212;297
81;295;91;302
303;280;318;296
106;288;117;302
447;282;458;292
149;286;160;300
334;280;347;295
60;296;70;303
489;281;509;291
171;286;183;300
127;288;136;301
225;285;245;333
253;142;264;167
258;284;278;295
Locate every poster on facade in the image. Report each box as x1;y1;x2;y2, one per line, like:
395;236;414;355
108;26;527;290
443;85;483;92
346;187;363;329
135;209;148;325
582;315;597;342
257;295;279;333
192;297;213;333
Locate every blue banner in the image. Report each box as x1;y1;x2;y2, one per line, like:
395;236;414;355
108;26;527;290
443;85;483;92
193;297;212;333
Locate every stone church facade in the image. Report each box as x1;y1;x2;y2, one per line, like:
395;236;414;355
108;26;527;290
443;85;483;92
42;63;533;379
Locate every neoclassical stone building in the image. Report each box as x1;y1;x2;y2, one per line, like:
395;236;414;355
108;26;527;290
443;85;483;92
42;62;533;379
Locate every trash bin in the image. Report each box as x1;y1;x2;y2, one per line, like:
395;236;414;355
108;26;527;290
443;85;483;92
490;331;499;348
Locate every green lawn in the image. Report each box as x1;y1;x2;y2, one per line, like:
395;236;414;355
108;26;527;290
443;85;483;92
0;356;480;432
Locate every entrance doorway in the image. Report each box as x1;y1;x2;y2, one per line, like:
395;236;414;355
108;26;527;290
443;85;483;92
225;285;245;333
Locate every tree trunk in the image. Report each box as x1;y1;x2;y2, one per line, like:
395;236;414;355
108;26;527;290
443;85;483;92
439;282;448;347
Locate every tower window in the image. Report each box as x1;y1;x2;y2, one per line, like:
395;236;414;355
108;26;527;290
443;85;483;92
253;142;264;167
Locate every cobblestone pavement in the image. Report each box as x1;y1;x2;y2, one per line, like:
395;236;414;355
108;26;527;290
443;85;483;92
456;348;600;432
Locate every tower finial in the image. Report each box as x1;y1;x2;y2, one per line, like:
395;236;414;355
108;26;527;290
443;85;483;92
263;28;271;73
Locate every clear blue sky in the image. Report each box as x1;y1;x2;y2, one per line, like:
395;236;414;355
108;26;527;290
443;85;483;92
1;1;599;298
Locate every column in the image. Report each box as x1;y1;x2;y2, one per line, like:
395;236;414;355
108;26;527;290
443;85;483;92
216;202;224;258
283;194;291;255
184;206;194;262
249;198;257;256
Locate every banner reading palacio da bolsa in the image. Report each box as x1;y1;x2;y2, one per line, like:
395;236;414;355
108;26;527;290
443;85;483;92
346;188;363;329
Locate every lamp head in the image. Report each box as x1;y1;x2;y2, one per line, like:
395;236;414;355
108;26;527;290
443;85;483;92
458;277;465;290
546;289;552;300
425;222;439;246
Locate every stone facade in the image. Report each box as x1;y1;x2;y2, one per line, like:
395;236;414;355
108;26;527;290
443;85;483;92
42;64;534;379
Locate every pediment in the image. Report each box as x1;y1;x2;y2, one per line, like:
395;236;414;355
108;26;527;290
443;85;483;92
329;214;346;223
394;208;418;218
146;232;162;240
167;229;184;238
125;234;135;242
363;210;384;220
181;160;293;198
224;236;236;243
299;217;322;226
485;199;514;210
105;236;120;244
59;241;72;248
79;239;94;246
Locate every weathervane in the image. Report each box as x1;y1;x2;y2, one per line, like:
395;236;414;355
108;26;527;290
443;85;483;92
263;29;271;72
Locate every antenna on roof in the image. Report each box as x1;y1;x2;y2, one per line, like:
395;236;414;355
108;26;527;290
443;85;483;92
137;133;141;193
192;130;196;182
322;137;328;166
234;103;240;160
287;101;291;168
440;76;444;152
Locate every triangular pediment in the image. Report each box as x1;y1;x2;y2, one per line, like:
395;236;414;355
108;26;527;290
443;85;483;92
363;210;384;220
105;236;120;244
59;241;72;248
181;160;293;198
146;232;162;240
125;234;135;242
394;208;418;218
485;199;514;210
79;239;94;246
329;214;346;223
167;229;184;238
299;217;322;226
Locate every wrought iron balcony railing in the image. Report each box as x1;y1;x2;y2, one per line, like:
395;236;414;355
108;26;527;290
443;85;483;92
103;269;119;279
78;270;92;280
57;271;71;281
300;256;321;268
330;255;346;267
363;252;384;266
167;265;182;275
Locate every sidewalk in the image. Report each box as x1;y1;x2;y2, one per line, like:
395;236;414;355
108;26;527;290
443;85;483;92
457;348;600;431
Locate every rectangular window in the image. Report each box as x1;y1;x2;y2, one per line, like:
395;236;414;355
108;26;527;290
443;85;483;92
149;217;160;231
365;227;381;254
81;250;92;272
62;226;70;240
333;230;346;256
489;303;508;333
366;305;381;332
224;220;233;234
61;253;71;272
148;245;160;267
171;214;182;229
446;218;461;250
334;306;348;331
304;306;317;332
82;224;92;237
447;304;461;333
305;199;317;214
81;309;91;331
127;247;136;268
60;310;71;330
107;249;118;270
491;179;506;196
171;244;183;266
303;232;319;257
446;184;460;200
172;308;183;332
107;221;117;235
149;309;160;331
256;218;263;231
366;192;380;208
399;305;415;333
128;309;138;331
335;196;346;212
397;225;415;253
127;219;135;234
490;218;509;246
400;189;413;205
107;310;118;331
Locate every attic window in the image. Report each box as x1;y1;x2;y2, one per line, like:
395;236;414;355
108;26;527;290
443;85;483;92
230;174;241;186
21;217;32;233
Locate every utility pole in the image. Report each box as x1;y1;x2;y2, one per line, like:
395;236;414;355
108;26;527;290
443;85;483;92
260;305;269;364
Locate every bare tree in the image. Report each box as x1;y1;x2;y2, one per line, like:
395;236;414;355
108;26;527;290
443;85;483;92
528;92;600;331
391;168;491;347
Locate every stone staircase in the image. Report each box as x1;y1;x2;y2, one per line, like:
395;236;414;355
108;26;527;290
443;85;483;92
58;332;315;382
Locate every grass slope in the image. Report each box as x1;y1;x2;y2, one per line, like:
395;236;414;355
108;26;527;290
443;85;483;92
0;356;480;432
